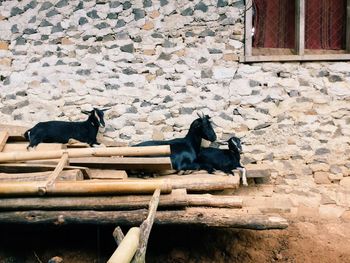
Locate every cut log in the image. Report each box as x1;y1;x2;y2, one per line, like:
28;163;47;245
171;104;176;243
186;193;242;208
107;227;140;263
0;131;9;152
0;208;289;230
159;174;240;192
0;169;83;182
0;163;91;179
0;190;187;210
69;157;172;170
0;145;170;163
0;180;172;196
89;169;127;180
2;143;65;152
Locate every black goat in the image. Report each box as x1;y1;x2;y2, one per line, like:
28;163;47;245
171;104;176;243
197;136;247;186
134;113;217;171
24;108;109;149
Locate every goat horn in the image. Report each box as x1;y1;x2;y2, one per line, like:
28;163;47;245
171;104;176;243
197;111;205;118
101;107;111;111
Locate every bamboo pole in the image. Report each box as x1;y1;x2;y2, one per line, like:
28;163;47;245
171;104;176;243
0;145;171;163
0;180;172;196
0;209;289;230
107;227;140;263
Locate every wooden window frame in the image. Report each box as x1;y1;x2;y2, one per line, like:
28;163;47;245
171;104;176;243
241;0;350;62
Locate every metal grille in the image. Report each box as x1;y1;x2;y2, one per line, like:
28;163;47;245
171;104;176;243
253;0;296;49
305;0;346;50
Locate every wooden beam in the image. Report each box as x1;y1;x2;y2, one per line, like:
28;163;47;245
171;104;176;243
0;169;83;182
89;169;127;180
69;157;172;170
107;227;140;263
0;124;28;142
0;190;242;210
0;180;172;196
0;208;289;230
347;0;350;52
0;131;9;152
240;54;350;62
295;0;305;55
244;0;253;56
0;145;171;163
2;143;65;152
0;190;187;210
0;163;91;179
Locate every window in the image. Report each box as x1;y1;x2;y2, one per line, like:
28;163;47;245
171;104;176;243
242;0;350;62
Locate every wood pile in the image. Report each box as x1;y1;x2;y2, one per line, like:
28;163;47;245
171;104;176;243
0;124;288;229
0;124;289;262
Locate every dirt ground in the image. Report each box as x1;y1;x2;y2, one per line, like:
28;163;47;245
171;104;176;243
0;218;349;263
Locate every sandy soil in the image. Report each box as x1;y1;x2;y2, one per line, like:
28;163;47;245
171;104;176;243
0;218;349;263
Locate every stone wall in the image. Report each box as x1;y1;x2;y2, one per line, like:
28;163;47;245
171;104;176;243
0;0;349;219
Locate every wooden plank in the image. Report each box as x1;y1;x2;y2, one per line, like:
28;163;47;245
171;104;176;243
347;0;350;52
0;208;289;230
295;0;305;55
0;163;91;179
0;169;83;182
0;189;188;210
0;124;28;141
0;145;171;163
240;54;350;63
66;138;128;148
0;180;172;196
0;131;9;152
69;157;172;170
2;143;65;152
244;0;253;56
89;169;127;180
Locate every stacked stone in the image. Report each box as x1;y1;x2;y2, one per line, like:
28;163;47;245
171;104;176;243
0;0;349;211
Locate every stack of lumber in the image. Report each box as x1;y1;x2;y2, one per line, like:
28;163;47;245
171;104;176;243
0;125;288;230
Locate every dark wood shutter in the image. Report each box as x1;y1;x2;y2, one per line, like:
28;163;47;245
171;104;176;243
305;0;346;50
253;0;296;48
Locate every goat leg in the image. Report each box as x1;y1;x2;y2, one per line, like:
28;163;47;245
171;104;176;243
237;167;248;186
